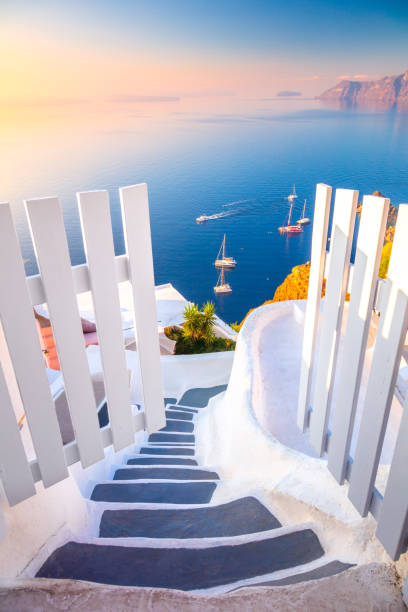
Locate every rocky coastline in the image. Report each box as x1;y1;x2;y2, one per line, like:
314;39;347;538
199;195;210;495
318;69;408;111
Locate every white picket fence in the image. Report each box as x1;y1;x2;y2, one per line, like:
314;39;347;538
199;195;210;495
0;184;165;507
298;184;408;560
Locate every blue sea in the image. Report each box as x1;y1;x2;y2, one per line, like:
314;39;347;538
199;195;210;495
3;100;408;324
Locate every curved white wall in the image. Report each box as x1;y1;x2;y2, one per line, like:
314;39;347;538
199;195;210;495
161;350;234;400
196;301;391;567
197;303;331;498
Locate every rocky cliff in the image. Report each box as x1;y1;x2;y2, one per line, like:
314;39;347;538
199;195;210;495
318;69;408;111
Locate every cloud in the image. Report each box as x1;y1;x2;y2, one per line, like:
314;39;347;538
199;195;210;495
276;90;302;97
337;74;371;81
299;75;321;81
108;95;180;103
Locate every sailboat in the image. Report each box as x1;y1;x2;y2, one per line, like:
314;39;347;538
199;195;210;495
288;184;298;202
214;234;237;268
278;202;303;234
214;266;232;294
297;199;311;225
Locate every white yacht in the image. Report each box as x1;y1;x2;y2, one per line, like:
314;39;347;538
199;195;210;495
214;266;232;294
297;199;311;225
214;234;237;268
288;184;298;202
196;214;210;224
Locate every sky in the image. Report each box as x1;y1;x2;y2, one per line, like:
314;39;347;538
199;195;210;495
1;0;407;107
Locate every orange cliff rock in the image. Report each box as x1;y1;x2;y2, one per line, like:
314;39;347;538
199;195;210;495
271;262;324;303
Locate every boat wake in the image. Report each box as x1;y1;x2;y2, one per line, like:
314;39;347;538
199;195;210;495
197;198;261;223
197;210;236;223
222;198;255;208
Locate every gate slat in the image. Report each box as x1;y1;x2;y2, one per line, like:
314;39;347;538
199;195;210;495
0;203;67;487
297;183;332;431
120;183;166;433
77;190;135;450
376;390;408;560
328;195;389;483
0;361;36;505
348;204;408;516
309;189;359;455
25;197;104;468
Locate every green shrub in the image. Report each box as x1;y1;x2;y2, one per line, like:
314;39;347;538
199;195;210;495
164;326;235;355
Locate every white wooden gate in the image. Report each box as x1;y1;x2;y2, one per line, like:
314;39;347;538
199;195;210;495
299;183;408;560
0;183;165;507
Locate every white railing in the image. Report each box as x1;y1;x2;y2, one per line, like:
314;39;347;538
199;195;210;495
0;183;165;507
298;183;408;560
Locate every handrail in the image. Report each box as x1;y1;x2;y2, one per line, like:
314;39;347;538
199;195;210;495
27;254;130;306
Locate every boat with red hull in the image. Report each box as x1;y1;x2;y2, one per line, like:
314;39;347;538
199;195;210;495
278;202;303;234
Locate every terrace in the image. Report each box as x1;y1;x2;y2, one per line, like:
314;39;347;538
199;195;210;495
0;182;407;610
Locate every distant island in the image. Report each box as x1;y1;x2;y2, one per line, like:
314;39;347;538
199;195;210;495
276;90;302;97
317;69;408;111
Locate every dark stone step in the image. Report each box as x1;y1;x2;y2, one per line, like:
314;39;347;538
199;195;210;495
97;402;109;428
164;397;177;406
178;385;227;408
139;447;195;456
100;496;281;538
113;467;219;481
37;529;323;591
148;433;195;444
233;560;355;590
148;442;195;446
166;410;194;421
91;481;217;503
159;421;194;434
127;457;198;466
167;405;198;414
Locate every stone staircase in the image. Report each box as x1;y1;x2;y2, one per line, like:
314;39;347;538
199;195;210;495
36;386;353;593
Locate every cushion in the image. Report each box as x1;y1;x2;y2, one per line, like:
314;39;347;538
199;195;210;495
81;318;97;333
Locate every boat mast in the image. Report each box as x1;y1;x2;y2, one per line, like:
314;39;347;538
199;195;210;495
216;240;223;262
302;199;306;217
222;234;226;260
288;202;293;226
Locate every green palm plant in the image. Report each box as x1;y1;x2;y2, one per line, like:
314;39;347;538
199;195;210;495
201;301;216;345
182;303;202;342
182;301;216;345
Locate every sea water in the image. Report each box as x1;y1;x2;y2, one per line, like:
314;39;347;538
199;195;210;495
3;99;408;323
